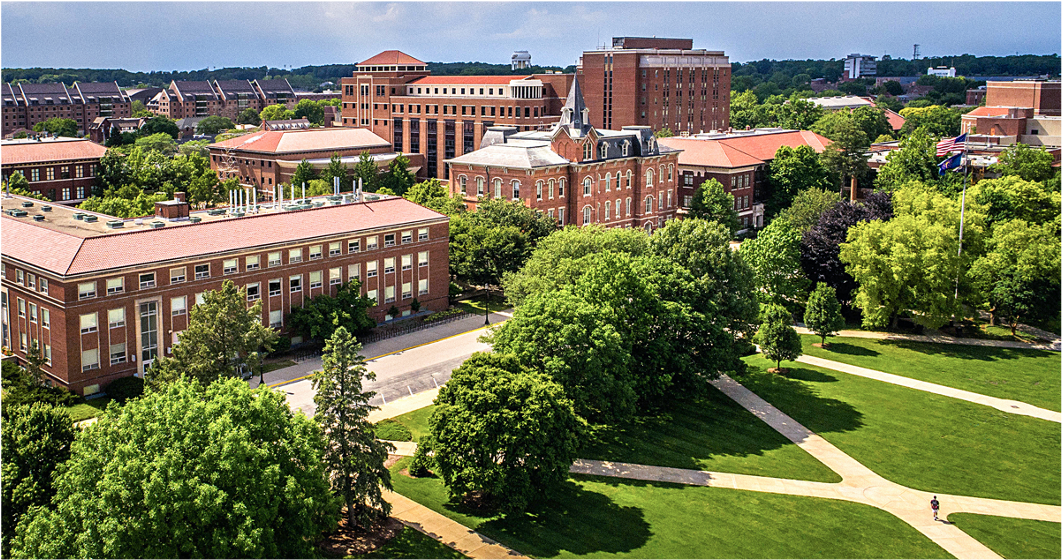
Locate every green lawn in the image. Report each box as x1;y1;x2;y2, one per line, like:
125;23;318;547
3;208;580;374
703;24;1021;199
374;418;412;442
581;384;840;482
390;460;951;559
800;335;1061;411
386;406;434;443
262;359;297;374
65;396;114;423
454;294;507;316
738;355;1061;505
947;513;1061;559
353;526;467;559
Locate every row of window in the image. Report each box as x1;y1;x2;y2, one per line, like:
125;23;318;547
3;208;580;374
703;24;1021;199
15;297;50;327
9;268;49;294
389;103;541;119
405;86;507;97
577;192;673;224
14;164;95;183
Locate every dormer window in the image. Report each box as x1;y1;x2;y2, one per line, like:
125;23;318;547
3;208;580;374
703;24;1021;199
600;143;608;159
622;141;630;157
583;142;593;161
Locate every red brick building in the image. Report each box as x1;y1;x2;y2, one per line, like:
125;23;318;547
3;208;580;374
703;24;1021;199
148;79;305;120
578;37;731;135
961;81;1061;148
2;82;131;137
1;193;450;395
1;137;107;204
340;50;574;179
446;79;682;231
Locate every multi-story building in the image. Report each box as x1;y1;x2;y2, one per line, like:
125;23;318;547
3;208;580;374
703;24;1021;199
2;82;131;137
843;54;877;80
148;79;313;121
658;128;832;229
340;50;574;179
446;79;682;232
577;37;731;135
1;191;450;395
1;137;107;204
961;80;1061;149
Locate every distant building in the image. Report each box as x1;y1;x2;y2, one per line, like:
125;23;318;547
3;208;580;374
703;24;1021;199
808;95;875;110
927;66;957;78
148;79;298;121
966;86;987;106
959;81;1060;159
2;81;132;137
1;137;107;204
843;54;877;80
578;37;731;134
261;118;312;131
512;51;532;70
87;117;145;144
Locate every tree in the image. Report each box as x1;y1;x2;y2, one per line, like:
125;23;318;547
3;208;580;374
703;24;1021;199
849;106;893;144
424;352;583;512
313;327;394;527
260;103;295;121
688;178;740;235
754;304;802;372
970;176;1060;230
236;107;262;125
139;116;180;139
1;403;75;557
655;127;674;138
766;144;830;219
450;222;526;308
288;281;376;342
730;89;769;130
291;158;318;190
293;99;325;125
804;283;845;345
801;191;893;303
992;143;1057;183
898;105;961;137
874;127;943;191
970;220;1060;333
740;218;808;312
78;191;169;218
177;138;210;157
321;152;350;192
775;187;841;233
129;100;152;118
32;117;78;138
815;111;872;191
133;132;177;156
378;153;416;196
776;96;825;130
149;280;277;387
351;150;379;193
195;115;234;135
404;178;466;215
12;378;339;559
882;80;904;96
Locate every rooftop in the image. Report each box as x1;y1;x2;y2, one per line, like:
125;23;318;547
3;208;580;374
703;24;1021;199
1;138;108;166
359;50;426;66
659;129;831;168
408;75;532;85
807;96;875;110
208;127;389;155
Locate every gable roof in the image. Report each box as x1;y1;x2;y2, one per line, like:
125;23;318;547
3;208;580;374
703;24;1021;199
964;106;1014;117
658;130;831;169
657;137;763;168
359;50;425;66
208;127;389;154
1;138;108;165
171;80;218;99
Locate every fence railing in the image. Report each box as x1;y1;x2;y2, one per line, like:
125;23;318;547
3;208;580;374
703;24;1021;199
286;309;474;363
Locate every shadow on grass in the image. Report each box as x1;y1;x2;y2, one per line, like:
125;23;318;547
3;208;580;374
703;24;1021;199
881;339;1058;363
475;478;652;558
818;342;880;357
736;364;865;439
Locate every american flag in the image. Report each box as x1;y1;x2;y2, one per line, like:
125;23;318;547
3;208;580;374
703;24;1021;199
936;133;967;156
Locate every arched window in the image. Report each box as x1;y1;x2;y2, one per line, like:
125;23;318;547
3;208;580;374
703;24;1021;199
616;198;622;218
476;177;484;196
646;168;654;187
459;175;467;195
511;180;520;200
536;180;543;201
599;143;608;159
583;206;592;225
583;176;592;196
622;140;630;157
626;170;632;189
645;195;654;214
559;178;566;196
626;197;632;216
644;221;653;233
668;164;674;182
604;172;611;192
660;166;666;182
583;142;593;161
493;178;502;199
548;179;555;199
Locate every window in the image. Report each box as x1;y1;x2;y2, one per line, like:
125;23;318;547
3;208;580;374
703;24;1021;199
19;333;26;352
668;165;674;181
645;196;654;214
80;312;98;334
459;176;467;194
384;285;395;303
622;141;630;157
401;230;412;244
548;179;555;199
78;281;96;300
348;239;361;253
583;142;593;161
224;259;238;274
384;258;395;274
646;169;654;187
290;275;302;293
385;233;396;247
289;248;303;263
626;197;632;216
493;178;502;199
366;289;377;304
309;271;322;289
246;255;260;270
667;190;672;208
684;195;693;207
600;143;608;159
247;282;261;301
418;228;429;241
29;303;37;322
26;274;34;288
418;251;429;267
329;242;341;257
402;282;412;299
367;236;378;250
42;308;50;328
268;252;282;267
82;349;99;372
171;267;186;283
330;268;342;285
16;270;23;285
195;293;205;305
367;261;378;278
39;278;47;293
43;343;51;365
558;208;565;225
536;181;543;201
583;177;592;196
139;272;156;289
476;177;484;196
108;308;125;328
171;296;187;316
626;171;632;189
583;206;592;225
268;279;282;296
616;198;623;218
605;173;612;192
605;201;611;220
309;245;322;260
269;310;283;329
107;277;124;295
110;343;127;365
419;278;429;295
194;264;210;280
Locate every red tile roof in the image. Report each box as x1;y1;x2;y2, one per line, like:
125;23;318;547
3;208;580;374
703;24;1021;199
964;106;1012;117
359;50;425;66
719;130;831;161
658;130;832;169
409;76;531;85
1;139;108;165
2;197;446;276
883;109;906;132
208;128;389;155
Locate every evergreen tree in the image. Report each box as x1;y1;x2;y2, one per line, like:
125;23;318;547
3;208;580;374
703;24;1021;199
804;283;845;345
321;152;351;192
352;151;379;193
312;327;394;527
755;304;802;371
291;159;318;193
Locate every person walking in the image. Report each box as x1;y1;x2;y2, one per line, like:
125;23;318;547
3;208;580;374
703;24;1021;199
930;496;940;520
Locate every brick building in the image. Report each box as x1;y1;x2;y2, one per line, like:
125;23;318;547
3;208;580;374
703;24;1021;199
1;137;107;204
577;37;731;135
658;128;832;229
2;82;131;137
961;80;1061;148
340;50;574;179
446;79;682;231
148;79;311;121
1;192;450;395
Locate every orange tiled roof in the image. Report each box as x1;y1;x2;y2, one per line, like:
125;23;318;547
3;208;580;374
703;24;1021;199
208;128;389;155
717;130;831;161
658;137;763;168
359;50;426;66
964;106;1013;117
1;139;108;165
883;109;906;132
2;197;446;277
409;76;531;85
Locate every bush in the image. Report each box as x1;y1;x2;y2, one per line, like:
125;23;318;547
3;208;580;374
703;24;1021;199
105;376;144;402
269;336;292;358
408;443;433;478
374;419;412;441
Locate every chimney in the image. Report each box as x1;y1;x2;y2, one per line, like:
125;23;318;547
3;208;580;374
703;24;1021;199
174;191;186;202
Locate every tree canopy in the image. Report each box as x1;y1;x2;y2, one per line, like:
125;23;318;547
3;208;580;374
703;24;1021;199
378;154;416;196
403;178;467;215
755;304;802;371
804;282;846;345
970;219;1061;333
236;107;262;125
195;115;235;135
32;117;78;138
774;187;841;233
991;143;1058;184
688;178;741;235
293;99;326;125
765;144;830;219
739;218;808;313
288;281;377;342
260;103;295;121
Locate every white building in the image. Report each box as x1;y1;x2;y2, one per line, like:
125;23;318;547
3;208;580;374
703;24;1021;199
927;66;957;78
844;53;877;79
512;51;532;70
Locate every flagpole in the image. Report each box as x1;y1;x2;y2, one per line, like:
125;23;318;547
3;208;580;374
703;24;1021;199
953;138;969;305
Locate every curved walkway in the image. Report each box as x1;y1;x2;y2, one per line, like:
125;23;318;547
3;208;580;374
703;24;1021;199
384;489;527;559
795;326;1060;352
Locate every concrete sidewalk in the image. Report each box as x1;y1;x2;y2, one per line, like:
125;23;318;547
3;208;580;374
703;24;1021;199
384;490;527;559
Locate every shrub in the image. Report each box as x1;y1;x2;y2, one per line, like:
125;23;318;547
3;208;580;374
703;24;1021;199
374;419;412;441
408;443;433;478
269;336;292;357
105;376;144;402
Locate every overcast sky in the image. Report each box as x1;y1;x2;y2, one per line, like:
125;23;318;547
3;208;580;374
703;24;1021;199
2;2;1059;72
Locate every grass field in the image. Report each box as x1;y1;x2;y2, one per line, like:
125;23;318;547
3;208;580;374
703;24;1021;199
353;526;467;559
390;460;951;559
739;355;1061;505
947;513;1061;559
386;406;434;442
64;396;113;423
800;335;1061;411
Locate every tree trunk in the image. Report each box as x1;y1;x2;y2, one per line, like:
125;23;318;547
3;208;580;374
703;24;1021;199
889;314;899;330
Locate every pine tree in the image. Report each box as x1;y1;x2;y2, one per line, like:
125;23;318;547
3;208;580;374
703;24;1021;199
352;151;379;193
754;304;802;372
804;283;846;346
312;327;394;527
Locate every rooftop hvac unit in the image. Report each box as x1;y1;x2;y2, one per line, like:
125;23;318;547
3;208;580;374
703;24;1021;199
21;201;34;208
83;215;98;223
190;216;202;223
106;220;124;228
40;205;52;212
73;212;85;220
149;221;165;229
9;209;28;217
32;215;45;222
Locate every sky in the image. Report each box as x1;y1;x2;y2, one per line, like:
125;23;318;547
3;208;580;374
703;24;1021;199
1;1;1059;72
